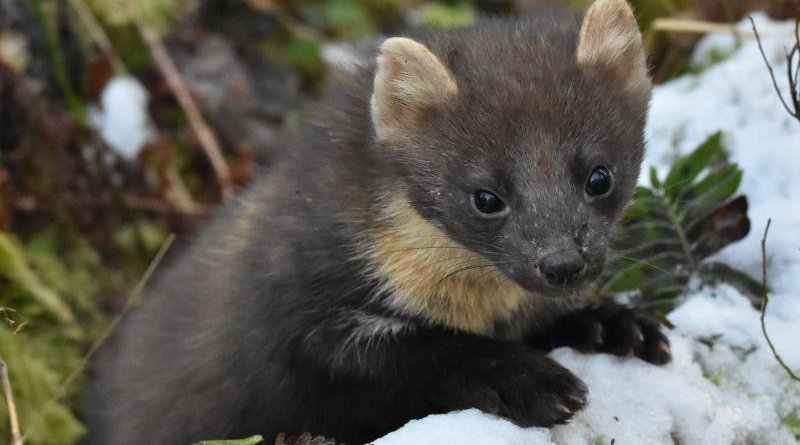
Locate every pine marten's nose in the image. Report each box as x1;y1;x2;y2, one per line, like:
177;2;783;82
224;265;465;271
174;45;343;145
539;250;585;286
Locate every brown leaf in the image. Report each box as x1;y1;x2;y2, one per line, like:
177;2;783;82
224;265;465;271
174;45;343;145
686;195;750;259
227;146;254;186
85;54;114;102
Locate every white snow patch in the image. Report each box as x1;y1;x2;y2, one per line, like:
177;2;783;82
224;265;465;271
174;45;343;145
551;337;751;445
89;75;154;159
670;284;800;368
321;43;367;74
375;410;556;445
373;15;800;445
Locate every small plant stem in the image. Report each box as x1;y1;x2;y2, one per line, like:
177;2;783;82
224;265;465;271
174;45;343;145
118;0;233;200
0;355;23;445
664;196;696;269
65;0;126;74
32;0;86;123
651;18;739;35
749;16;800;122
759;219;800;381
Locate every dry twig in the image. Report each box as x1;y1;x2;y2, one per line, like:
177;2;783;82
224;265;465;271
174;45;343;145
65;0;126;74
124;194;213;217
650;17;787;37
651;18;743;35
21;234;176;442
759;219;800;381
0;308;27;335
0;355;23;445
117;1;233;200
749;15;800;125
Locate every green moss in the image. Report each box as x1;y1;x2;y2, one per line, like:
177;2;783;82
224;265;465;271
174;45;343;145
702;368;724;387
113;222;167;261
86;0;193;33
285;36;325;89
323;0;377;38
0;226;119;444
783;410;800;438
0;233;75;326
104;24;152;73
0;325;85;445
418;2;476;29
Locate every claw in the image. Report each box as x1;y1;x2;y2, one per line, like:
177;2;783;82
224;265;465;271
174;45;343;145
568;393;586;406
591;322;605;346
633;325;644;343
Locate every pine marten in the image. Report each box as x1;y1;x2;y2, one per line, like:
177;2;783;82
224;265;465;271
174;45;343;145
84;0;671;443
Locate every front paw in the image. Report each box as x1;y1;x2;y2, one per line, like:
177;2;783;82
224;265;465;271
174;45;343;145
537;302;672;365
433;347;588;427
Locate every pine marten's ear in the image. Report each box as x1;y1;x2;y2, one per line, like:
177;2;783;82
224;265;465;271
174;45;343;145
577;0;650;106
371;37;458;143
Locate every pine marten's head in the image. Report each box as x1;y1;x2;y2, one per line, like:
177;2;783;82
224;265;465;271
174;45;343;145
367;0;650;332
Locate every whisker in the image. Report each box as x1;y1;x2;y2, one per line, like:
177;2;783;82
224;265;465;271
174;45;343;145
434;264;497;288
377;246;474;255
614;255;677;277
474;267;502;284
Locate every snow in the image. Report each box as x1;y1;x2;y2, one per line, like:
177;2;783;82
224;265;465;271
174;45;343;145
645;13;800;296
375;410;555;445
322;37;382;74
374;14;800;445
88;75;154;159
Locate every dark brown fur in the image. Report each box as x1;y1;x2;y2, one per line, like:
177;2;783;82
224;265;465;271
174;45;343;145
83;3;669;444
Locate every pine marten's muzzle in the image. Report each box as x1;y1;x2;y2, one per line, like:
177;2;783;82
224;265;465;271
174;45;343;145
538;249;586;288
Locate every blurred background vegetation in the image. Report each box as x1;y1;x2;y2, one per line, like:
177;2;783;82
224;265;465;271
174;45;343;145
0;0;797;443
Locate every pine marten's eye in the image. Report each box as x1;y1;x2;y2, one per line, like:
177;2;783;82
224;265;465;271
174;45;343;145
586;166;613;197
472;190;507;216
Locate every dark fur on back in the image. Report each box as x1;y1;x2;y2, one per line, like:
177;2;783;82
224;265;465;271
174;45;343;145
83;9;669;445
